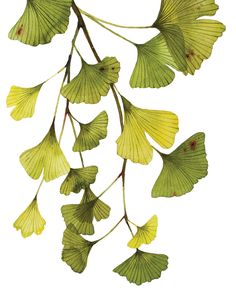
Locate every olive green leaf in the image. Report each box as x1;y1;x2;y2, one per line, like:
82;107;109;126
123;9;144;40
153;0;225;75
130;34;179;88
113;250;168;285
6;84;43;120
60;166;98;196
152;133;208;198
116;96;179;165
61;187;110;235
128;215;158;249
20;122;70;181
13;197;46;238
61;57;120;104
9;0;72;46
73;111;108;152
62;224;96;273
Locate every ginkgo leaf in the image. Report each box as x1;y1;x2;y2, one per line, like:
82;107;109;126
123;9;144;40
60;166;98;196
128;215;158;248
13;197;46;238
113;250;168;285
152;132;208;198
130;34;179;88
20;122;70;181
116;97;179;165
62;224;95;273
61;188;110;235
9;0;72;46
153;0;225;75
61;57;120;104
73;111;108;152
6;84;43;120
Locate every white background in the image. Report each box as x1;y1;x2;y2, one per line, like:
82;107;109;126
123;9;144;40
0;0;235;304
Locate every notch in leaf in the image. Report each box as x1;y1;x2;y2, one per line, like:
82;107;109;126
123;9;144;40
116;96;179;165
61;57;120;104
20;122;70;181
7;84;43;121
113;250;168;285
128;215;158;249
152;132;208;198
62;224;96;273
153;0;225;75
73;111;108;152
9;0;72;46
61;187;110;235
60;166;98;196
13;197;46;238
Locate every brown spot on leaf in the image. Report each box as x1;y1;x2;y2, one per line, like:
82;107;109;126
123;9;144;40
172;192;177;197
183;147;187;152
16;24;24;36
190;140;197;151
99;67;105;71
186;49;195;60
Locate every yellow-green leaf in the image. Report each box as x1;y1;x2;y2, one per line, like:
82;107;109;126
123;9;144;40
62;57;120;104
128;215;158;248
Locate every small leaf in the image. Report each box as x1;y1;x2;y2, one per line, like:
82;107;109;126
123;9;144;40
130;34;178;88
113;250;168;285
9;0;72;46
128;215;158;249
152;133;208;198
60;166;98;196
7;84;43;120
61;188;110;235
73;111;108;152
62;57;120;104
14;197;46;238
20;122;70;181
116;97;179;165
62;224;95;273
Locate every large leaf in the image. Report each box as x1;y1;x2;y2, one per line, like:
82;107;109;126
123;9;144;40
152;132;208;197
116;97;179;164
62;224;95;273
20;122;70;181
113;250;168;285
7;84;43;120
128;215;158;248
62;57;120;104
13;197;46;238
60;166;98;196
73;111;108;152
9;0;72;46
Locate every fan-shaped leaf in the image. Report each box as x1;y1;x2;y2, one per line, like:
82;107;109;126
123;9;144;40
62;224;95;273
20;122;70;181
73;111;108;152
9;0;72;46
62;57;120;104
7;84;43;120
60;166;98;196
13;197;46;238
113;250;168;285
152;132;208;198
116;97;179;165
128;215;158;248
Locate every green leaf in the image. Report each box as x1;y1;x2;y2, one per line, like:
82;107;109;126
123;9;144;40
153;0;225;75
61;188;110;235
62;224;95;273
13;197;46;238
152;133;208;198
128;215;158;249
60;166;98;196
73;111;108;152
9;0;72;46
113;250;168;285
116;97;179;165
61;57;120;104
130;34;179;88
6;84;43;120
20;122;70;181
